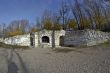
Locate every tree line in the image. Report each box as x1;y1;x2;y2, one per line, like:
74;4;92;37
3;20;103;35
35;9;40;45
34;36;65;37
38;0;110;31
0;0;110;37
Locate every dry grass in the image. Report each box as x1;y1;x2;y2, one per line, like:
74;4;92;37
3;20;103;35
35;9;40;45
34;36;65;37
53;48;74;53
0;42;29;49
53;47;85;53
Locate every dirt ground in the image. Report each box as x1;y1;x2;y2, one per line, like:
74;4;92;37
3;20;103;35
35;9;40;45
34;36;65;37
0;45;110;73
17;45;110;73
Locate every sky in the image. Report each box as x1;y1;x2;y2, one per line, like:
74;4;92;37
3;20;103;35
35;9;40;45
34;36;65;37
0;0;61;24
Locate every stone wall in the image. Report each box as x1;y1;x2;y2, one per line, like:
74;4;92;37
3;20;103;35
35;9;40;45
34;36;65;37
0;30;65;48
64;29;110;46
3;34;30;46
1;29;109;47
34;30;65;48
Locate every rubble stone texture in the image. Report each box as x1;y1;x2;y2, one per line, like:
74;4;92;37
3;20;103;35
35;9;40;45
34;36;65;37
0;29;110;47
64;29;110;46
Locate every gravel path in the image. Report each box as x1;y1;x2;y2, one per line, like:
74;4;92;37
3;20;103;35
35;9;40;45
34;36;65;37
18;46;110;73
0;48;27;73
0;46;110;73
0;49;8;73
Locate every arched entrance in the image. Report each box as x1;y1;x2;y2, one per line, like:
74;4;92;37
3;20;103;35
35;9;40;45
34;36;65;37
59;36;64;46
42;36;50;43
30;33;35;46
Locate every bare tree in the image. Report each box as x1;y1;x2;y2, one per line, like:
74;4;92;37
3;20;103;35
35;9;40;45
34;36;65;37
59;0;70;30
68;0;87;30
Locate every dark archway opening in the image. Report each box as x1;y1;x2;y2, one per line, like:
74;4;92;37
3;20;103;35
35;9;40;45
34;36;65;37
30;33;34;46
42;36;50;43
30;37;34;46
59;36;64;46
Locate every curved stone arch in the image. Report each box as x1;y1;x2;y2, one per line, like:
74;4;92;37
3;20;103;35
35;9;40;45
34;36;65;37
59;36;64;46
42;36;50;43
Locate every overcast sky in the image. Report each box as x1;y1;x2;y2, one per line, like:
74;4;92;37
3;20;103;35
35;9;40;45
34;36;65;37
0;0;61;24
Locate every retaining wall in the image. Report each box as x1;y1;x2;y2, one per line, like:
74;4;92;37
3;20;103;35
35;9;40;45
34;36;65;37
3;34;30;46
64;29;110;46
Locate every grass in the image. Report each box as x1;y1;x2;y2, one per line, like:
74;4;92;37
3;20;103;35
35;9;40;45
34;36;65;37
53;40;110;53
102;40;110;46
0;42;29;49
68;40;110;48
53;48;74;53
53;47;87;54
92;40;110;47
